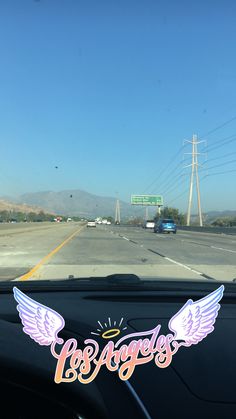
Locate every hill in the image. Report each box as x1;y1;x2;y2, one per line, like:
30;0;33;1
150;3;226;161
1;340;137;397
0;199;46;214
12;190;156;219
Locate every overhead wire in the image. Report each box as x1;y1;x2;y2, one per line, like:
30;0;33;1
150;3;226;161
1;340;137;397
199;158;236;173
201;135;236;154
203;150;236;163
142;114;236;211
149;161;184;194
142;145;185;193
164;174;207;208
200;115;236;139
162;174;189;198
165;186;189;207
203;168;236;177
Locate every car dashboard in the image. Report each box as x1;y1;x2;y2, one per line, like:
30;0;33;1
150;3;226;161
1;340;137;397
0;277;235;419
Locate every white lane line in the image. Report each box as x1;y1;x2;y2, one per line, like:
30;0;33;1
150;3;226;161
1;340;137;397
119;232;214;278
164;257;203;276
211;246;236;253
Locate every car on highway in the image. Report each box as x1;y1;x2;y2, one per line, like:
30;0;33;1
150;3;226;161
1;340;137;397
154;218;177;234
143;220;155;229
86;220;96;227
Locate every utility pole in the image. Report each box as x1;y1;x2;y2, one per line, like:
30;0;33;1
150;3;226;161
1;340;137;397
186;137;195;226
184;134;203;226
115;199;121;224
145;207;149;220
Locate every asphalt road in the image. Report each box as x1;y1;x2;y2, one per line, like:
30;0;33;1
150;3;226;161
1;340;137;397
0;223;235;282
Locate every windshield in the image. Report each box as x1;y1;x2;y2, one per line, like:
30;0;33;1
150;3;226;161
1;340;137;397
0;1;236;284
162;220;175;224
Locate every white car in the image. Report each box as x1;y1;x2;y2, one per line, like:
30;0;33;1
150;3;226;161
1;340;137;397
87;221;96;227
106;221;111;225
144;220;155;229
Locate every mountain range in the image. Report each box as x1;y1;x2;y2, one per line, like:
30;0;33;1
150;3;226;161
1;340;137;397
12;190;154;219
1;189;235;220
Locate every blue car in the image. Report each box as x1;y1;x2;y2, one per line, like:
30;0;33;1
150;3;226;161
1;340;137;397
154;218;177;234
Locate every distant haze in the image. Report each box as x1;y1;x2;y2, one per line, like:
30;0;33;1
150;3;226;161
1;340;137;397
13;190;157;219
0;189;234;221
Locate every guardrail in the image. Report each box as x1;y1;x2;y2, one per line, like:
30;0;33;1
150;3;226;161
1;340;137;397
177;226;236;235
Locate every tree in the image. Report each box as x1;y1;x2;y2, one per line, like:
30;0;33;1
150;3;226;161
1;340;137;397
0;210;10;222
155;207;186;225
212;217;236;227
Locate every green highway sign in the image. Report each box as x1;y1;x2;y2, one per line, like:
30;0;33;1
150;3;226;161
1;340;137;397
131;195;163;206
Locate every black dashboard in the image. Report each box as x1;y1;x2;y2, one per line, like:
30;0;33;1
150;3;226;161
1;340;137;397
0;277;235;419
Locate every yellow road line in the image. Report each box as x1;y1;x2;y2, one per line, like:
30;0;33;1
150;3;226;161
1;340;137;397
19;226;84;281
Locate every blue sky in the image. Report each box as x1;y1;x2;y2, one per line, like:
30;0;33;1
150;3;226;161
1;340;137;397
0;0;236;212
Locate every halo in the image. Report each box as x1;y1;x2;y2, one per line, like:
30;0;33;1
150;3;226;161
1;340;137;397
102;328;121;339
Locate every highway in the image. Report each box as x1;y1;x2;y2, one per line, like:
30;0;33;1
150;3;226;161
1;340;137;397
0;222;235;282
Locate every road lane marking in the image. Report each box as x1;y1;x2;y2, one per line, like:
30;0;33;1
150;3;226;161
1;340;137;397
18;226;84;281
164;257;203;275
211;246;236;253
172;237;236;253
120;235;215;279
148;248;165;258
117;230;216;280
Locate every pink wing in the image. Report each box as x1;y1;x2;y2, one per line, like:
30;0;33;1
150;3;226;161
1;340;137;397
168;285;224;346
13;287;65;346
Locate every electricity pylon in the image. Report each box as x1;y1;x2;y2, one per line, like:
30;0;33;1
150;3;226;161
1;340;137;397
184;134;204;226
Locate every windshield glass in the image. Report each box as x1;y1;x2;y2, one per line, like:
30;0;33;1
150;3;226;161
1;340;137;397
162;220;175;224
1;1;236;284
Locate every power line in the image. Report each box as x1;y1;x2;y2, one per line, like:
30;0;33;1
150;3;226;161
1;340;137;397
165;186;190;207
203;168;236;177
204;150;236;163
165;174;207;208
149;161;184;194
201;135;236;154
156;174;186;194
143;130;235;195
142;145;185;193
200;115;236;139
166;165;236;211
199;158;236;173
201;133;235;150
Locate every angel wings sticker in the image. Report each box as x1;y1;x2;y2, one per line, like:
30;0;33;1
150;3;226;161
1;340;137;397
13;285;224;384
13;287;65;346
